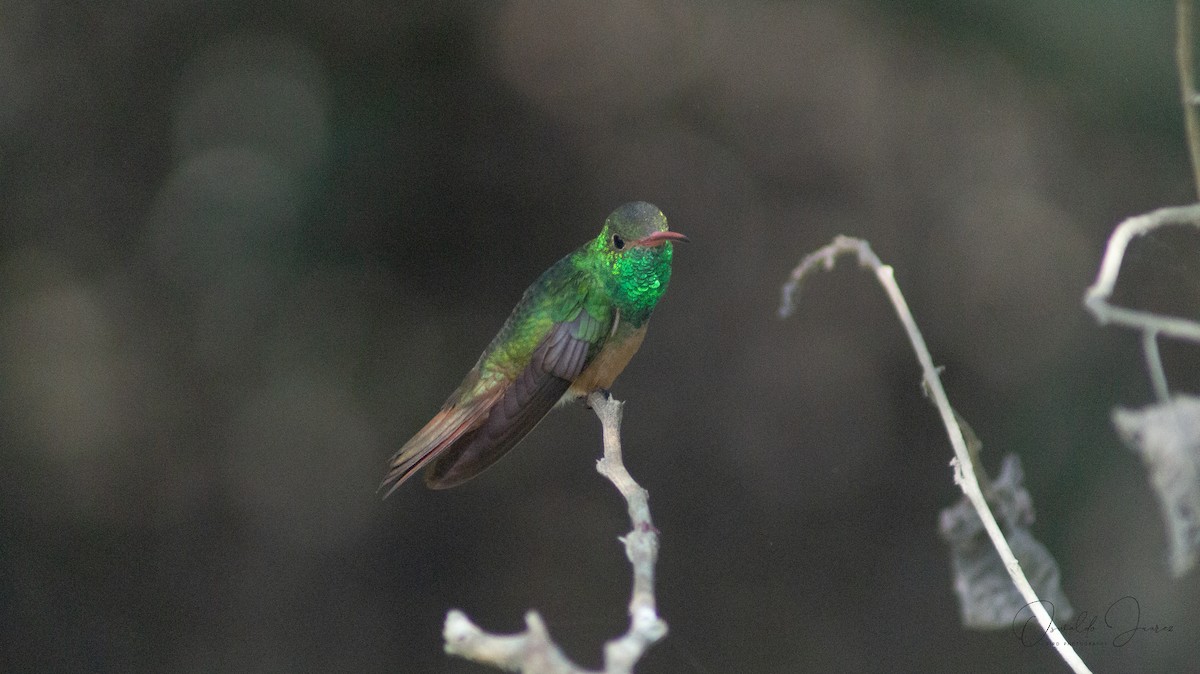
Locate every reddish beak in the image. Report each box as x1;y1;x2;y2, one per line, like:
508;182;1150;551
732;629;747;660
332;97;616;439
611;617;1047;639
635;230;690;247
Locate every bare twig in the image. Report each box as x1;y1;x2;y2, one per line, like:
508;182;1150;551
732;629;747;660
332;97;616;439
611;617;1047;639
442;392;667;673
780;235;1092;674
1083;203;1200;402
1143;330;1171;404
1089;2;1200;400
1177;0;1200;198
591;393;669;671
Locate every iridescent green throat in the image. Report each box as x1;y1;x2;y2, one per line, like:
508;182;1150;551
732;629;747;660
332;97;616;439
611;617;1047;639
585;233;674;327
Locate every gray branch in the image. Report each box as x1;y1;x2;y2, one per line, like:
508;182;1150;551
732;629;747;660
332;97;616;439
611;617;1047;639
442;392;667;673
1083;203;1200;402
781;235;1091;674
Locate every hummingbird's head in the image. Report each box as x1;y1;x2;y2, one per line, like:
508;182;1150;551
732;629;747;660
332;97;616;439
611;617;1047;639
600;202;689;253
592;202;687;324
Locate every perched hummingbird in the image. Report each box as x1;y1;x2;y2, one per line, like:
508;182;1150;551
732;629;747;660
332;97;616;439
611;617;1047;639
381;202;687;495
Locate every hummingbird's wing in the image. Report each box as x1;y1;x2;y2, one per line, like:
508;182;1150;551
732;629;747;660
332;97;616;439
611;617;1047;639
422;308;602;488
380;307;606;494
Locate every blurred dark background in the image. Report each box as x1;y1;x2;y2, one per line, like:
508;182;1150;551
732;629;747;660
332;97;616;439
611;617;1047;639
2;1;1198;672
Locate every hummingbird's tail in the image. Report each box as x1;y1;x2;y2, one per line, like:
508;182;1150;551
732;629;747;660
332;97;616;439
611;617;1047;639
379;388;502;498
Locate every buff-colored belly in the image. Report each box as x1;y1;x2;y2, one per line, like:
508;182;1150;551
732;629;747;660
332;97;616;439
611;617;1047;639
567;322;648;398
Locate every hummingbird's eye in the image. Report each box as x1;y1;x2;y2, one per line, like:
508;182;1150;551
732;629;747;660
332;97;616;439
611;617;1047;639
612;234;625;250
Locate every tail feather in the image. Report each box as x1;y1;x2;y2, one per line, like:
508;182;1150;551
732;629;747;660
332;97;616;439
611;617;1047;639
379;387;503;498
423;368;571;489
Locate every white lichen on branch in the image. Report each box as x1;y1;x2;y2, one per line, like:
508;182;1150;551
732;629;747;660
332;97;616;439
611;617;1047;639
940;454;1074;629
441;391;666;674
1084;204;1200;576
780;235;1091;674
1112;396;1200;577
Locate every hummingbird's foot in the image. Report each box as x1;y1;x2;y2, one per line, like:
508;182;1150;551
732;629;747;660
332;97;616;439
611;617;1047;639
583;389;612;409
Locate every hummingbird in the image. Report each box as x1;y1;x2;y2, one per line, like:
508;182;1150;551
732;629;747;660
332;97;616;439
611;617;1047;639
381;202;687;495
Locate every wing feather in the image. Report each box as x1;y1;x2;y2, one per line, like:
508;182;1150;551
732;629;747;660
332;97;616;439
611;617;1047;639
422;310;598;489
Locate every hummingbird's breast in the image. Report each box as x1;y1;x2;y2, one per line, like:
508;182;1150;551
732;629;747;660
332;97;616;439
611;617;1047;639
566;316;648;399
